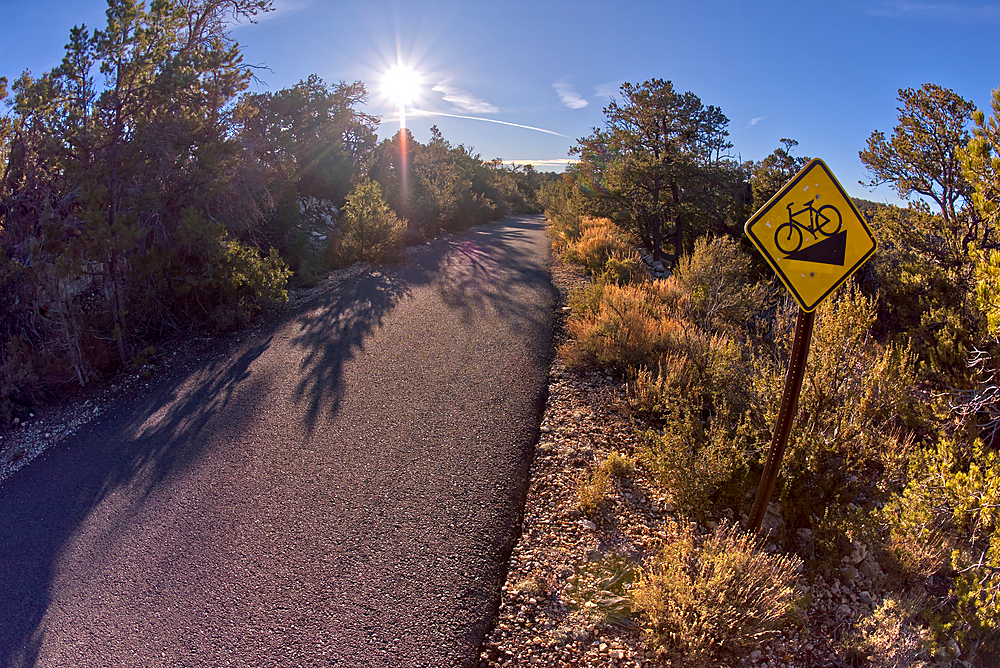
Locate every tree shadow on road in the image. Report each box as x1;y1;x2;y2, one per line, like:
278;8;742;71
288;215;554;434
0;215;554;666
289;268;413;433
431;217;554;332
0;334;273;667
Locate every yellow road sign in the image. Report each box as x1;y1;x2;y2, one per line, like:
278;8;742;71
745;158;877;312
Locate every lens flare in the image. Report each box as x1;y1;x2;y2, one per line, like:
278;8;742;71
382;66;421;108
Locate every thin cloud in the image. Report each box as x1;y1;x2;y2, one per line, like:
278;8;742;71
432;82;499;114
553;80;589;109
593;81;623;102
867;2;1000;22
739;115;768;131
228;0;308;28
409;109;568;137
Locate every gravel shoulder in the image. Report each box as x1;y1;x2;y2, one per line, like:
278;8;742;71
478;259;898;668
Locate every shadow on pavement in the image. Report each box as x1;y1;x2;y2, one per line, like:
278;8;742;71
288;215;553;434
0;215;553;666
0;334;273;667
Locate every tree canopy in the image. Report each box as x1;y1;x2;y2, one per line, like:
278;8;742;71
860;83;976;232
573;79;746;263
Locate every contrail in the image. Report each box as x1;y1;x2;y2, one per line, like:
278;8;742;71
407;109;569;138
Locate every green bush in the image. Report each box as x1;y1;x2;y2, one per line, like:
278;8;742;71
336;180;406;265
630;521;802;666
749;286;916;534
637;396;752;518
140;207;291;332
886;437;1000;654
671;234;766;333
868;204;981;386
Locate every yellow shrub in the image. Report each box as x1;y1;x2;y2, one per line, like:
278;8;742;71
562;217;643;280
631;522;802;666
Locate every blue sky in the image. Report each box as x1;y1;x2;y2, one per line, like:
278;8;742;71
1;0;999;206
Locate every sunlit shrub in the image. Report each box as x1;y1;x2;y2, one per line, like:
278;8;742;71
600;451;636;478
886;437;1000;654
840;593;929;668
337;179;406;265
749;286;916;532
630;521;802;666
577;465;613;517
562;217;641;278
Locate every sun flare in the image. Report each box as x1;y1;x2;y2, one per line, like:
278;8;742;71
382;66;422;108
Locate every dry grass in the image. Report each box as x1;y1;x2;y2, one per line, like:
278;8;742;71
561;217;645;283
630;521;802;667
840;593;929;668
576;466;613;517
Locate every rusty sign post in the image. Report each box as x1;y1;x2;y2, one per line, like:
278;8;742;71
744;159;877;533
747;308;814;531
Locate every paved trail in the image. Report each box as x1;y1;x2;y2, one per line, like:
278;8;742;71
0;215;555;667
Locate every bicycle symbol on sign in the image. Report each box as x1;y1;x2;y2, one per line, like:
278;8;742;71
774;198;843;254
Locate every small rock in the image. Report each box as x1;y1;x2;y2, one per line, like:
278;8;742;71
841;564;859;585
858;556;883;581
751;649;762;662
936;638;960;661
578;519;597;531
837;604;853;619
859;591;873;605
662;503;674;513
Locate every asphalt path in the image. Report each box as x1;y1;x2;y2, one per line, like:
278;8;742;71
0;215;556;667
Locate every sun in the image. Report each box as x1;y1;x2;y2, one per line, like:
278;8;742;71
382;66;422;108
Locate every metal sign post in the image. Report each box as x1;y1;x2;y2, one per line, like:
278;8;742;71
747;307;814;532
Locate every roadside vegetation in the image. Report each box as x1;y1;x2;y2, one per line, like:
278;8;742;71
546;78;1000;665
0;0;552;426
